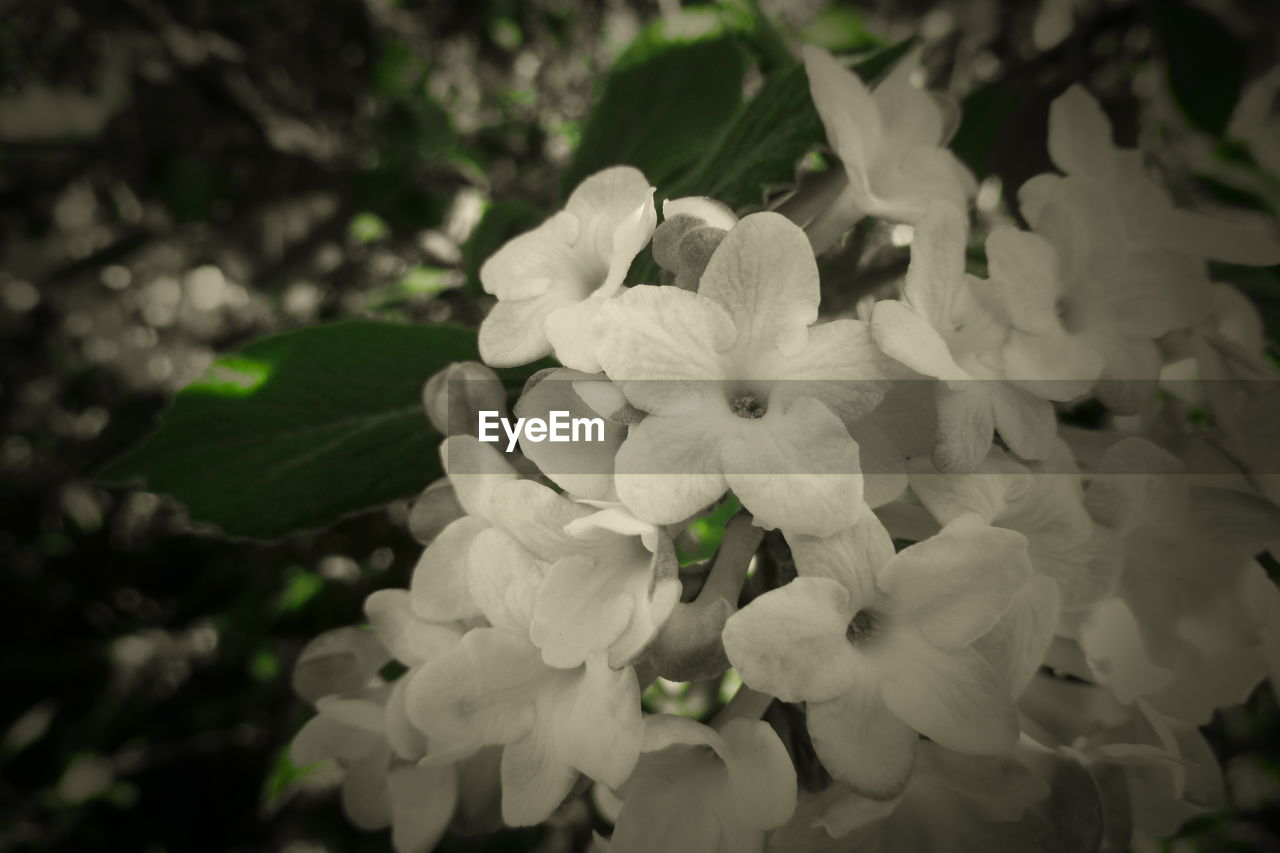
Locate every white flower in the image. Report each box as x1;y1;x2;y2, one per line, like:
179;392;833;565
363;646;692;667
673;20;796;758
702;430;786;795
593;212;900;536
722;512;1030;797
784;742;1059;852
288;612;463;853
410;435;680;670
870;202;1061;470
404;530;645;826
478;166;657;371
1029;84;1280;266
908;442;1120;610
606;715;796;853
802;45;976;250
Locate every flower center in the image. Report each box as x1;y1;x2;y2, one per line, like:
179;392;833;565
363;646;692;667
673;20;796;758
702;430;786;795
846;609;878;644
730;393;766;419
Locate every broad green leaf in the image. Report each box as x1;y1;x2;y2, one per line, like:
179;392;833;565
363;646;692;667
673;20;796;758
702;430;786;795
559;9;748;195
1152;0;1245;137
667;37;917;210
98;321;517;540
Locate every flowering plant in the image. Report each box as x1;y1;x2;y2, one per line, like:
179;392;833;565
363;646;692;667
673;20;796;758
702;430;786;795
286;41;1280;847
103;12;1280;853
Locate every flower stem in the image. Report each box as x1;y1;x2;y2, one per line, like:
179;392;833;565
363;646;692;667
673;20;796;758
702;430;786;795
698;513;762;605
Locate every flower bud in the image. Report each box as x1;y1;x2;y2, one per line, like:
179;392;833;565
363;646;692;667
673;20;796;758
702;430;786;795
422;361;508;437
407;478;465;544
644;595;735;682
652;197;738;290
292;626;390;705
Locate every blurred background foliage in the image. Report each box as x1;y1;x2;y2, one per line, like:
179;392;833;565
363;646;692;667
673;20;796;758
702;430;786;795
2;0;1280;850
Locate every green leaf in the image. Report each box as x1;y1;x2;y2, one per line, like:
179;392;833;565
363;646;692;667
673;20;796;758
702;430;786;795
798;5;886;53
261;743;324;806
1152;0;1245;137
668;37;917;210
462;199;545;295
98;322;503;540
560;9;748;195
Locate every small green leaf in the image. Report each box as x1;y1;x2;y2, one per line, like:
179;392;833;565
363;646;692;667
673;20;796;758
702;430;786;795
261;744;324;805
98;322;498;539
560;10;748;194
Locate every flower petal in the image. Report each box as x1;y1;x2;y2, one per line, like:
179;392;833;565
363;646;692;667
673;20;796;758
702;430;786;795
1047;85;1116;179
878;514;1030;649
479;211;580;301
698;212;820;360
292;626;390;705
466;527;545;635
807;689;917;798
987;381;1057;461
983;226;1061;335
872;49;944;151
721;577;861;703
488;478;594;562
972;574;1061;696
365;589;462;667
387;762;458;853
718;718;798;830
907;450;1021;527
787;510;893;605
530;554;639;668
1156;208;1280;266
404;627;542;747
880;637;1019;754
500;725;579;826
564;166;657;294
548;655;643;788
512;369;625;500
441;435;518;520
477;294;567;367
342;749;393;829
1002;329;1103;401
592;284;735;414
872;299;968;382
803;46;879;201
291;712;383;766
765;318;900;424
933;383;993;473
410;515;487;623
721;396;864;537
901;200;968;322
613;411;729;525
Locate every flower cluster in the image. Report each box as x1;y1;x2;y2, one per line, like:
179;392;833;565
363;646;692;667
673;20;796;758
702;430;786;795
291;46;1280;851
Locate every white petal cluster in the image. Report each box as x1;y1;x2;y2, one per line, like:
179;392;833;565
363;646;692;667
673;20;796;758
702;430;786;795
292;46;1280;853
